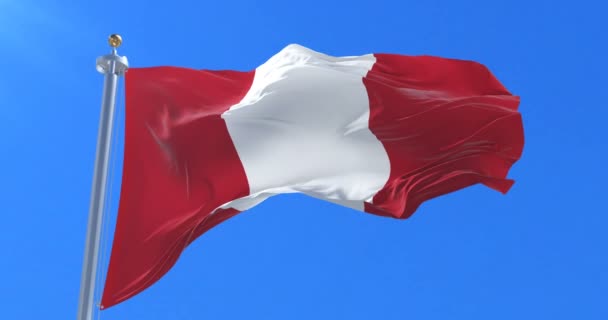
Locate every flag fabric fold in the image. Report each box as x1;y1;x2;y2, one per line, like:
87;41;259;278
101;44;524;309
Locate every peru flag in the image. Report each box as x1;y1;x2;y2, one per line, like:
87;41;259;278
101;44;524;308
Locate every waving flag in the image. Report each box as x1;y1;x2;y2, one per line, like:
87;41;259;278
101;44;524;309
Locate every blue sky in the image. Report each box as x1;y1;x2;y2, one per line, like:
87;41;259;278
1;0;606;319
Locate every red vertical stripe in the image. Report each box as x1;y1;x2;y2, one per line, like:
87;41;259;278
101;67;254;309
363;54;524;219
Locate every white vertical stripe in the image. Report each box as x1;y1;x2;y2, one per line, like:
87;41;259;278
220;44;390;212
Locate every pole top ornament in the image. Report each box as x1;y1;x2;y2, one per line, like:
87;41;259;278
108;34;122;48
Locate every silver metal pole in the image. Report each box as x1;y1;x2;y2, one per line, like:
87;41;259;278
77;35;128;320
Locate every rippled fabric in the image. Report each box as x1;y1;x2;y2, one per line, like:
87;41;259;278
101;44;524;309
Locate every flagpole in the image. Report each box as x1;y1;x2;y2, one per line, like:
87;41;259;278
77;34;129;320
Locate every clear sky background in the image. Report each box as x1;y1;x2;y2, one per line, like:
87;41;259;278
1;0;606;319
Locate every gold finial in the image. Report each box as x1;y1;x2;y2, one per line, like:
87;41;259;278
108;34;122;48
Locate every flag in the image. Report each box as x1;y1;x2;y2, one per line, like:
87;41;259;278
101;44;524;309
